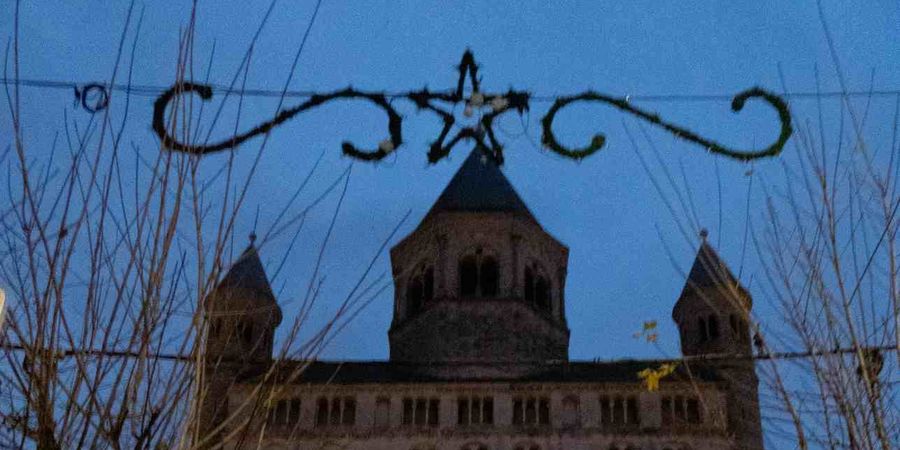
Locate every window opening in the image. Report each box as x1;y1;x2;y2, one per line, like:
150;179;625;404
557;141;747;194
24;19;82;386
512;396;549;426
523;262;551;312
599;395;640;426
267;398;301;426
407;264;434;316
459;251;500;297
315;396;356;426
402;397;439;427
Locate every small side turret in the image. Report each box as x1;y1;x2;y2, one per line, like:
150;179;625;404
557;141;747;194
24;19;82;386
199;237;282;443
204;241;281;364
672;230;752;358
672;230;762;450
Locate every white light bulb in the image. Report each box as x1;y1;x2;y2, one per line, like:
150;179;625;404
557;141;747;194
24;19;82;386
490;97;509;111
470;92;484;107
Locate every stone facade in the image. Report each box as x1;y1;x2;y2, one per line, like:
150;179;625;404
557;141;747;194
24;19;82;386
226;379;731;450
202;148;764;450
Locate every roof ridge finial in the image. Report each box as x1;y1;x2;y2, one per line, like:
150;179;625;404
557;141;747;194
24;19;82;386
249;205;260;247
699;228;709;242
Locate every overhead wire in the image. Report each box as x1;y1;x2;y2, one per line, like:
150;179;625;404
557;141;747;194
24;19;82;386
2;341;895;364
3;77;900;103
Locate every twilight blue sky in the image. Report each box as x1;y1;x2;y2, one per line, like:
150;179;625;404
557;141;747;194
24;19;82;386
2;1;899;367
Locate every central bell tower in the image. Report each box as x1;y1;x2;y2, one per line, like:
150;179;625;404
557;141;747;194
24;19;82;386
388;147;569;365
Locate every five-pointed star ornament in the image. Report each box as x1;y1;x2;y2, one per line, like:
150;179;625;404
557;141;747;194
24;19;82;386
407;50;530;165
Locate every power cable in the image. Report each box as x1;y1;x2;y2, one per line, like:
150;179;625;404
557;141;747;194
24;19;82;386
2;342;895;364
3;77;900;103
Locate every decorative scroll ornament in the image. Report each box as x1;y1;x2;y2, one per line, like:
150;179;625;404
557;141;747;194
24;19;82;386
152;51;793;164
541;88;792;161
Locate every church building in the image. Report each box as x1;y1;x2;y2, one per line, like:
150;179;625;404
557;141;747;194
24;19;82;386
199;147;764;450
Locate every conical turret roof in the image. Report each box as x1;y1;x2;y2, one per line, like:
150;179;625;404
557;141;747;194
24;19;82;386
685;240;741;290
423;146;537;223
216;244;275;300
673;235;752;319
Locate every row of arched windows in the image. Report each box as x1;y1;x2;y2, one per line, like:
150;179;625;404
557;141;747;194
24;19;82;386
209;318;256;346
697;313;748;344
406;253;554;317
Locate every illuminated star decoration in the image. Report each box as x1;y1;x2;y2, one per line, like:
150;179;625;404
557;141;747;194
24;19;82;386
407;50;529;165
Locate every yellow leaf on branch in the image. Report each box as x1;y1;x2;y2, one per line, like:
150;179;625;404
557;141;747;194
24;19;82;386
637;363;678;391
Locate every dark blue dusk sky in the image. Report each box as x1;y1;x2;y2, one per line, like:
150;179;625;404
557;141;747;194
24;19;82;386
2;1;899;366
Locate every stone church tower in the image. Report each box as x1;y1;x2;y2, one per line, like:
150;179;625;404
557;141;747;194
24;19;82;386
672;234;763;450
202;147;766;450
199;242;282;441
389;147;569;368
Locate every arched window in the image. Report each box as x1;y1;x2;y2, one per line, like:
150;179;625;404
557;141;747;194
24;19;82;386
697;317;708;343
729;314;748;341
708;315;720;339
480;257;498;296
239;320;254;346
460;255;478;296
523;261;551;313
458;249;499;298
535;277;549;311
407;264;434;317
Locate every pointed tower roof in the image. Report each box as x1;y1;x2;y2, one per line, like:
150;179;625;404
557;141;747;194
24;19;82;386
423;146;537;223
686;240;740;290
216;243;275;300
680;231;749;302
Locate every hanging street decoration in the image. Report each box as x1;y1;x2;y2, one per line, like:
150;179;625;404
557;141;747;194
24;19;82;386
405;50;529;165
151;50;792;165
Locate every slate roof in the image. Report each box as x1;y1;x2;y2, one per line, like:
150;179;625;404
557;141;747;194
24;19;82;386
685;240;744;291
423;146;537;223
215;244;275;300
242;360;720;385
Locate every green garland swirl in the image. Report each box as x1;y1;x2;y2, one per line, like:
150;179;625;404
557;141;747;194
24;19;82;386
540;87;792;161
152;83;403;161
